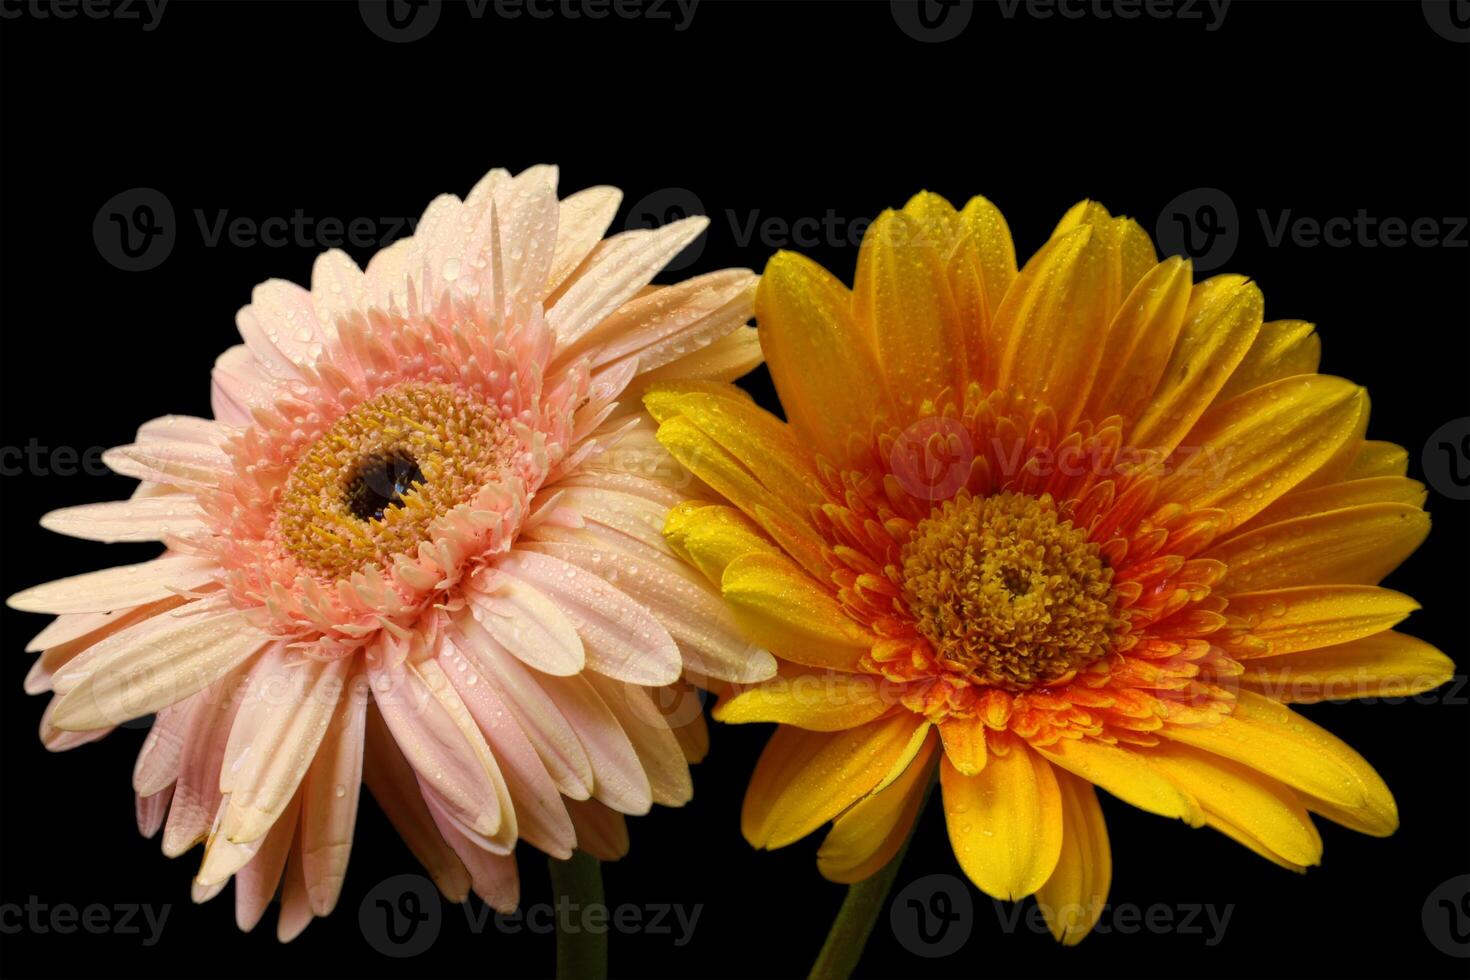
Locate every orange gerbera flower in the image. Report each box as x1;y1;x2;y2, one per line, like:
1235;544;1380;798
646;194;1454;943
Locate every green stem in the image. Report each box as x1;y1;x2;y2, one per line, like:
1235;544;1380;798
548;850;607;980
807;833;916;980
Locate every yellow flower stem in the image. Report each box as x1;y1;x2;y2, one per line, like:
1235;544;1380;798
808;779;935;980
549;850;607;980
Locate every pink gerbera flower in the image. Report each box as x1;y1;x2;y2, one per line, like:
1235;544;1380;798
8;165;775;939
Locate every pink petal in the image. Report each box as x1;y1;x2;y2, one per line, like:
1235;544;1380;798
450;616;594;800
300;668;369;915
438;635;575;858
9;553;218;616
466;573;585;676
218;648;350;845
496;549;680;686
368;646;514;848
362;706;472;902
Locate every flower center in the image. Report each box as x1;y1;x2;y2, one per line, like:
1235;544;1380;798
274;381;514;579
899;490;1118;690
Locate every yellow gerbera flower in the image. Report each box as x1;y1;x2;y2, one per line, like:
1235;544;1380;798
646;193;1455;945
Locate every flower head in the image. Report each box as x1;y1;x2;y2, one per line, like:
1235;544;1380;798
649;193;1453;943
9;165;774;939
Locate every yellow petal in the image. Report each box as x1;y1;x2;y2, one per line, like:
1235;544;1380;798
991;225;1113;419
654;388;824;514
663;501;778;587
956;195;1017;321
852;209;967;413
1240;630;1454;703
1213;319;1321;405
1209;503;1429;592
948;195;1018;379
744;713;931;849
1051;201;1158;298
1146;741;1322;867
1226;585;1420;657
1128;275;1264;453
1238;476;1426;532
1157;375;1366;528
940;739;1063;901
1035;736;1203;824
653;416;818;572
1080;256;1193;427
713;667;896;731
900;191;960;255
1344;440;1409;479
1034;771;1112;945
755;251;884;464
1161;690;1396;828
721;552;872;671
817;730;938;883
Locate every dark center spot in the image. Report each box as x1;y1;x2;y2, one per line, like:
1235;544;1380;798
345;450;423;521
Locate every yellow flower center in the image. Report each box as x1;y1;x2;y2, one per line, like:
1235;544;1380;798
275;381;514;579
900;490;1119;690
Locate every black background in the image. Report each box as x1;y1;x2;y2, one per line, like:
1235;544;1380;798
1;1;1467;978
